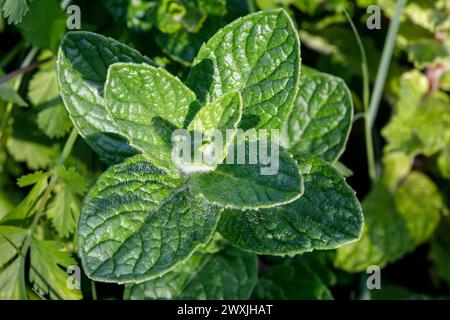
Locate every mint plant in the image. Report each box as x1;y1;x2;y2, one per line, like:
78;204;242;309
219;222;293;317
57;9;362;295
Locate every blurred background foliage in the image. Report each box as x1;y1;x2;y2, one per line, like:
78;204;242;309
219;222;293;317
0;0;449;300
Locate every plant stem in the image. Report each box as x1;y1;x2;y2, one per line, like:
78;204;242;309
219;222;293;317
0;56;54;85
368;0;407;128
91;281;97;300
20;128;78;260
344;10;377;181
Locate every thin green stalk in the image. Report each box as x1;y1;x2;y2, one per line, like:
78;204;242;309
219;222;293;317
20;128;79;260
368;0;407;128
91;281;97;300
247;0;256;13
344;10;377;181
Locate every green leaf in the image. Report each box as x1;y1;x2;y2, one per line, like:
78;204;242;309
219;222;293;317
0;226;28;299
46;166;87;237
124;246;258;299
78;155;221;283
156;0;185;33
218;156;363;255
437;147;450;179
188;92;242;134
6;136;56;170
0;0;30;24
155;19;222;66
36;104;72;139
187;9;301;130
253;263;333;300
199;0;227;16
0;86;27;107
54;165;87;194
17;0;66;52
104;62;198;172
335;172;443;272
57;31;155;165
0;171;48;224
30;238;82;300
285;71;353;163
126;0;157;31
383;91;450;157
191;139;303;210
0;71;27;107
156;0;206;34
17;171;50;187
29;61;72;138
46;186;81;238
174;91;242;173
0;226;28;269
0;256;27;299
406;40;450;68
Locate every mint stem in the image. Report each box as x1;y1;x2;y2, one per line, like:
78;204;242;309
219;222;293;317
344;10;377;181
368;0;407;128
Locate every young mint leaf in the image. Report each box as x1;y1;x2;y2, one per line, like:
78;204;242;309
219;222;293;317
218;156;363;255
176;91;242;173
17;0;66;52
188;92;242;134
186;8;301;130
0;226;28;299
104;62;198;172
124;246;258;299
0;0;30;24
78;155;221;283
199;0;227;16
335;172;443;272
30;238;82;300
190;141;303;210
285;71;353;163
57;31;155;165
